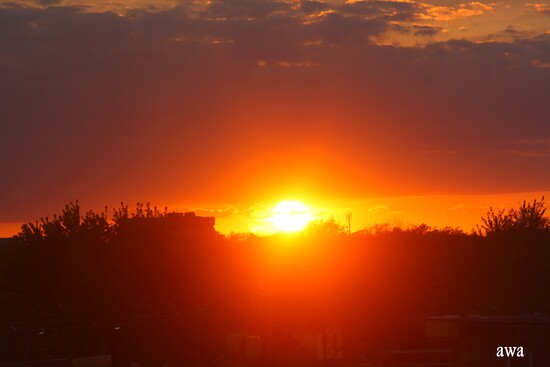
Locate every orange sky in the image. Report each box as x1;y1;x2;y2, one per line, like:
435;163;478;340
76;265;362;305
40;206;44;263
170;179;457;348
0;0;549;237
211;192;550;235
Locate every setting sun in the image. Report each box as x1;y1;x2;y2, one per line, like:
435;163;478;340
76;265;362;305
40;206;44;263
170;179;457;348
269;200;313;233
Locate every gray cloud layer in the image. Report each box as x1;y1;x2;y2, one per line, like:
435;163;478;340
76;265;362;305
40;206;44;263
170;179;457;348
1;1;549;221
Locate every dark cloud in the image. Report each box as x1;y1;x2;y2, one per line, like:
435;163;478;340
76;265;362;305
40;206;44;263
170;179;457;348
413;24;442;36
341;0;420;21
205;0;292;19
0;2;549;222
341;0;386;17
299;1;330;14
504;25;520;35
487;24;533;40
305;11;389;45
35;0;61;5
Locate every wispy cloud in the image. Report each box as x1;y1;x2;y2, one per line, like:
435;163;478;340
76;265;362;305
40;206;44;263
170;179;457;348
418;150;457;155
528;3;550;16
505;139;550;158
418;1;495;21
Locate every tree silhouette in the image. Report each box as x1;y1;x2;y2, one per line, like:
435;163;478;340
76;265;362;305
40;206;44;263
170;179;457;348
477;197;549;235
1;199;550;364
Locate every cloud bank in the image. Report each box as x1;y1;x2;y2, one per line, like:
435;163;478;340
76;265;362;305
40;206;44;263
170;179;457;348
0;1;549;223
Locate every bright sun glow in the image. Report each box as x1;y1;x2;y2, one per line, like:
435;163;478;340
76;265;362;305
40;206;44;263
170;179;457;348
269;200;313;232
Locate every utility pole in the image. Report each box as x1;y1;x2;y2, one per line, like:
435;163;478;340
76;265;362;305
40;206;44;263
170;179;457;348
346;211;352;235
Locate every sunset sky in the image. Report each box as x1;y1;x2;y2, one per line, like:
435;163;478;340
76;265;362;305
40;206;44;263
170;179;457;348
1;0;549;236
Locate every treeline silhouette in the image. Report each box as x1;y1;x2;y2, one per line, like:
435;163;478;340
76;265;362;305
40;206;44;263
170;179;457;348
0;199;549;366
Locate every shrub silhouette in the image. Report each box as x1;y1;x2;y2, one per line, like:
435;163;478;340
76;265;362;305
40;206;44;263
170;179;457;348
477;197;548;235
